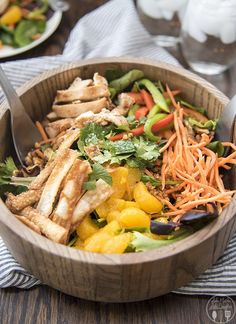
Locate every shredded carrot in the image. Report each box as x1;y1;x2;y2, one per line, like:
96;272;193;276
154;104;236;222
222;142;236;151
35;121;49;142
162;90;181;99
160;198;177;211
161;151;168;190
218;151;236;167
179;192;236;210
166;85;179;110
38;138;53;145
165;181;186;194
51;131;66;143
158;130;174;140
159;133;177;153
35;149;45;159
221;165;231;170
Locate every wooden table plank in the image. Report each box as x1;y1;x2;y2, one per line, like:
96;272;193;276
0;286;218;324
0;1;235;323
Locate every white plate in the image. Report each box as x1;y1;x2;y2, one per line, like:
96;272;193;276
0;11;62;59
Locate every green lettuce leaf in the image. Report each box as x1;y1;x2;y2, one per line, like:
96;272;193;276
188;118;218;130
0;157;29;197
130;229;192;252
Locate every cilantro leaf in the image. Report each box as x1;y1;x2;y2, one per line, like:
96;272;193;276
78;122;112;147
0;157;17;177
83;181;97;191
133;137;160;162
107;140;136;156
93;136;161;168
141;175;181;187
90;163;112;185
83;163;112;190
93;150;112;164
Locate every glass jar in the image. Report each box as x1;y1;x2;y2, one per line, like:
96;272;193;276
181;0;236;75
137;0;188;47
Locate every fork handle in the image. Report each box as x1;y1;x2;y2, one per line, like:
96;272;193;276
0;65;26;118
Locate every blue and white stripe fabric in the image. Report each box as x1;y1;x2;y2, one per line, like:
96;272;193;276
0;0;236;295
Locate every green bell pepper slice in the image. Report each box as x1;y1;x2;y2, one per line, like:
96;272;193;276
128;103;140;117
138;79;169;113
147;104;162;118
109;69;144;94
144;113;167;141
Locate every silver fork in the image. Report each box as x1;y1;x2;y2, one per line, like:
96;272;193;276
0;65;41;167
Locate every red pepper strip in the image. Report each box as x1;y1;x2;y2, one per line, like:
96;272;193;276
126;92;145;104
110;133;125;141
110;125;144;141
162;90;181;99
151;113;174;133
131;125;144;136
140;89;155;111
135;106;149;120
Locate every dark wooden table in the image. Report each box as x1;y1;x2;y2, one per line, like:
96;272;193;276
0;1;235;323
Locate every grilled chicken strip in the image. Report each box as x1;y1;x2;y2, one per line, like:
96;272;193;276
93;72;108;86
75;108;128;128
53;97;109;118
29;144;77;190
71;179;113;231
68;77;93;90
56;128;81;154
21;207;68;244
15;215;41;235
112;93;135;116
6;189;43;213
55;73;109;104
37;149;78;217
55;85;109;103
52;160;91;230
45;118;75;138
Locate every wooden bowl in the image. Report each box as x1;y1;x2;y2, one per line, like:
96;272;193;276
0;58;235;302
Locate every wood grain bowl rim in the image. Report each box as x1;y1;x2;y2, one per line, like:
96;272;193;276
0;57;235;266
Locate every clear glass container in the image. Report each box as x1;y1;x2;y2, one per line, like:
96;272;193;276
181;0;236;75
137;0;188;47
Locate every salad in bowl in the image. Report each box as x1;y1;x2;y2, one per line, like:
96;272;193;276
0;0;52;49
1;68;235;254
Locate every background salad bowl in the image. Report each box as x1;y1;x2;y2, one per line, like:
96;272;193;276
0;57;235;302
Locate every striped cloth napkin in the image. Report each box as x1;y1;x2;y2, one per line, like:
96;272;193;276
0;0;236;295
